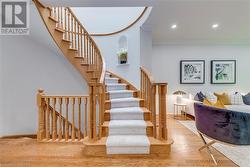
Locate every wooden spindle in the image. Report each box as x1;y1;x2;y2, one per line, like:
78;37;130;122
71;97;76;141
65;97;69;141
151;84;157;138
67;11;70;40
78;24;80;55
84;97;88;137
52;98;57;141
46;97;50;140
71;16;74;48
74;19;77;50
78;97;82;140
58;98;63;140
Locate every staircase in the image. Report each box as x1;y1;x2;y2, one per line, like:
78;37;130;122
34;0;172;157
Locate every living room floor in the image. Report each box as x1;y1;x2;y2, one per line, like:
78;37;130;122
0;116;237;167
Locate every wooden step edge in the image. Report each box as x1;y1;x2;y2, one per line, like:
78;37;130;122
105;99;144;110
49;16;58;23
68;48;78;51
81;63;89;66
87;70;95;73
55;27;65;33
104;109;151;121
62;38;71;43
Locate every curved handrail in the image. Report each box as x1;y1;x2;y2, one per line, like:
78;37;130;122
89;7;148;36
67;7;106;84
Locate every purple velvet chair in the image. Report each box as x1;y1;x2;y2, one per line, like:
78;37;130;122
194;103;250;165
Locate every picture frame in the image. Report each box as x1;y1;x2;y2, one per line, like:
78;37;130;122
211;60;236;84
180;60;205;84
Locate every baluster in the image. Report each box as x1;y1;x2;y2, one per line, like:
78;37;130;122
64;8;66;31
65;97;69;141
71;16;74;48
71;97;76;141
52;98;57;141
46;97;50;140
84;97;88;137
78;97;82;140
78;24;81;56
56;7;59;26
37;89;45;141
74;18;78;49
63;119;65;139
58;98;63;140
60;7;63;28
67;10;70;40
86;36;89;63
84;32;87;61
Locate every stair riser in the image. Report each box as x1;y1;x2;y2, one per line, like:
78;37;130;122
105;91;139;100
104;112;150;121
105;78;119;84
109;128;146;135
106;85;127;91
102;126;153;137
105;100;144;110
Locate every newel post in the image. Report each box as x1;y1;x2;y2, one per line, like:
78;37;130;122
37;88;45;141
158;83;168;140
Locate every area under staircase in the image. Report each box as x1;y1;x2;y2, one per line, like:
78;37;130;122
34;0;172;156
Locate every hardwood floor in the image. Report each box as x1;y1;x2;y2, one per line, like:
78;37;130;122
0;115;237;167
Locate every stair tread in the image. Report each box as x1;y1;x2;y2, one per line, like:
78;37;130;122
108;90;134;94
103;120;153;127
55;27;65;33
106;83;127;86
49;16;58;22
106;107;150;113
109;97;143;103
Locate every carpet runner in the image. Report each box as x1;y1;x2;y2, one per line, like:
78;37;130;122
105;73;150;154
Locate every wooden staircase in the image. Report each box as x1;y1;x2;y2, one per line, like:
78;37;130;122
34;0;173;157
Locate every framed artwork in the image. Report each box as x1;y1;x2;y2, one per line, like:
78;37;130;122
211;60;236;84
180;60;205;84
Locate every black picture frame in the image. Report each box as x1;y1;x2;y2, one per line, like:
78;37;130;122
211;60;236;84
180;60;205;84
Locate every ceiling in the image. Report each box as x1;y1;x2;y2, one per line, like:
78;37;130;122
144;0;250;45
39;0;250;45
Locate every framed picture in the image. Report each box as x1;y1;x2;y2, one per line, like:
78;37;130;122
180;60;205;84
211;60;236;84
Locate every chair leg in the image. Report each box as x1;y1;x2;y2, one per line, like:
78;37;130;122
198;132;218;166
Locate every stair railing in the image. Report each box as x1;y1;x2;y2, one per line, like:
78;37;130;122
47;6;106;141
37;89;89;142
140;67;168;140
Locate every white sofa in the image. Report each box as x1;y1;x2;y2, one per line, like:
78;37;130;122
181;94;250;117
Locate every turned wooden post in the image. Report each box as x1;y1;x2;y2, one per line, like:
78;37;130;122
158;83;168;140
37;89;45;141
151;84;157;138
89;84;97;140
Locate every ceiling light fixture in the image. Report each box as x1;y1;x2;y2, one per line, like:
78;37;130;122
212;23;219;29
171;24;177;29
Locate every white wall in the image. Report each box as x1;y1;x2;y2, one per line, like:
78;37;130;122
71;7;144;34
0;35;88;137
0;37;3;136
152;45;250;113
140;28;152;71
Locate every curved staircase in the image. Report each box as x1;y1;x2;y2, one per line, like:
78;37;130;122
34;0;172;157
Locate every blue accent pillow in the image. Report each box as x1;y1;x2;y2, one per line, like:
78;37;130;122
194;91;206;102
242;93;250;105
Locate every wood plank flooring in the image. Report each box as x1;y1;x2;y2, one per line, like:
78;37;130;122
0;115;238;167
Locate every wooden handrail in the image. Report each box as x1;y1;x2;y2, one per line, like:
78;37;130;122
140;67;168;140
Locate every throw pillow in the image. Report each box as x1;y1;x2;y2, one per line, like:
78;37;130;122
205;92;217;103
229;92;244;105
203;98;226;109
203;98;213;106
214;100;226;109
194;92;206;102
214;92;231;105
242;93;250;105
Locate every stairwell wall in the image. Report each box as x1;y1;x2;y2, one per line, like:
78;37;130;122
72;7;152;88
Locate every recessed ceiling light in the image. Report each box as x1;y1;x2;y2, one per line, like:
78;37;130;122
171;24;177;29
212;24;219;29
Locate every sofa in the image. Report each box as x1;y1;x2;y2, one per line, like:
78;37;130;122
182;92;250;117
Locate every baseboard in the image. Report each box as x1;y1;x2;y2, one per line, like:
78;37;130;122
0;134;36;139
